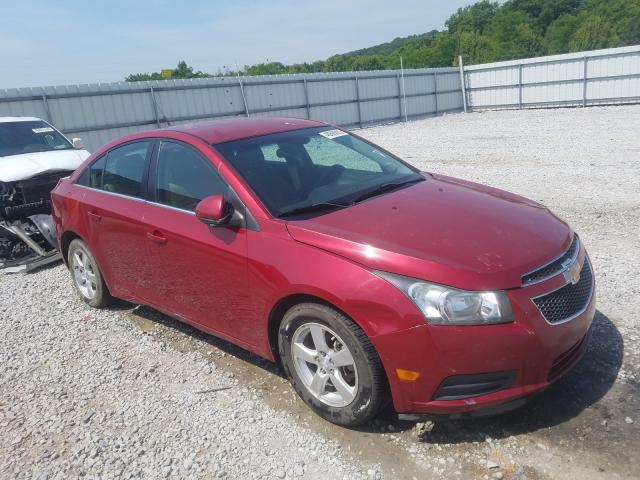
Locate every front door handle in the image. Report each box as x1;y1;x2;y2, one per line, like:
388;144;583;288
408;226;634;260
88;211;102;223
147;231;167;245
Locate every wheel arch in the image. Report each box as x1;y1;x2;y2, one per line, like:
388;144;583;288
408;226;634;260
267;293;383;371
60;230;83;266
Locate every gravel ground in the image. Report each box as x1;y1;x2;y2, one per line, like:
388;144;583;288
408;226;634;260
1;105;639;479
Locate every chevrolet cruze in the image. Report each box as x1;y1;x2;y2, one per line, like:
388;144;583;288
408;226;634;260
51;117;595;426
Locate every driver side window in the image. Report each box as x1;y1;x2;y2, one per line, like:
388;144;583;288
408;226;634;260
155;141;228;212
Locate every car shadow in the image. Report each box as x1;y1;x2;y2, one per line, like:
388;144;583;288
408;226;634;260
126;304;284;376
125;304;623;442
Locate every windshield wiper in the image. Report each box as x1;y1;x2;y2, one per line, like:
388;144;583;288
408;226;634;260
278;202;350;219
351;177;425;204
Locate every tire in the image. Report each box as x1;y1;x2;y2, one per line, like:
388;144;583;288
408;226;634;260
67;239;112;308
278;303;388;427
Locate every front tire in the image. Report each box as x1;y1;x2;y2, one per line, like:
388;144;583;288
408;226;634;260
278;303;388;427
68;239;112;308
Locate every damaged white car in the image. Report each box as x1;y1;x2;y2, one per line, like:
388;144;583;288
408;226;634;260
0;117;89;272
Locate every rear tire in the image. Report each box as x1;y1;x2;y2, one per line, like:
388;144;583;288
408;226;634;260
67;239;112;308
278;303;388;427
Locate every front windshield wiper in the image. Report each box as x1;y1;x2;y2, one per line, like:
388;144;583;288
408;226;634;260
350;177;425;204
278;202;350;219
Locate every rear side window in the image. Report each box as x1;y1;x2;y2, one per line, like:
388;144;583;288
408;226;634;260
88;155;106;188
101;142;150;198
155;141;228;211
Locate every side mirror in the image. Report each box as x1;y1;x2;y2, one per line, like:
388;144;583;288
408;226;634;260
195;195;233;226
72;138;84;149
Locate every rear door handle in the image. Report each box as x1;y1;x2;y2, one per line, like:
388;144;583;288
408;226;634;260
147;231;167;245
88;211;102;222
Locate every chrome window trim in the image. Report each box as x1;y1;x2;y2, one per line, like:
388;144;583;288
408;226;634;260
530;257;594;326
75;184;196;215
521;235;580;286
75;183;148;204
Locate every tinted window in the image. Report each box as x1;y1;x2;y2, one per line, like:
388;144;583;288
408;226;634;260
215;127;419;216
155;141;227;211
89;155;106;188
77;154;107;188
101;142;150;198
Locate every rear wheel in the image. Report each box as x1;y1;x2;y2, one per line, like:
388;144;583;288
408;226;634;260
278;303;388;426
68;239;112;308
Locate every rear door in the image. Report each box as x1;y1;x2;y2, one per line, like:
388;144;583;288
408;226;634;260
140;140;252;343
77;140;155;300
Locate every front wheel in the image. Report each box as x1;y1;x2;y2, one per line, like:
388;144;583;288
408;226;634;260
278;303;388;427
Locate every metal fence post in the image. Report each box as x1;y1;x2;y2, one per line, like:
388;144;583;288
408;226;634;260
303;77;311;119
397;73;404;121
149;87;160;127
518;63;523;109
238;77;249;116
433;72;439;114
41;94;53;123
582;56;588;107
458;56;469;113
354;75;363;128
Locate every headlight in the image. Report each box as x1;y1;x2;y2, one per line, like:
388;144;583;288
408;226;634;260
375;271;514;326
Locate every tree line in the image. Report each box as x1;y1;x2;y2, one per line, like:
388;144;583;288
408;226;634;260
126;0;640;81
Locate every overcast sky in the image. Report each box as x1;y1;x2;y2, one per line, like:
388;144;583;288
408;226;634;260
1;0;476;89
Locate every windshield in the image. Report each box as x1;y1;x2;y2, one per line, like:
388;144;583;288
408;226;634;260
0;120;73;157
214;126;423;217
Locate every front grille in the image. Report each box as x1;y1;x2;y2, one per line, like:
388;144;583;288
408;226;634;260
548;328;591;381
533;260;593;324
522;234;579;285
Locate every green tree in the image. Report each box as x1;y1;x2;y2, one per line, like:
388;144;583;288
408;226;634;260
446;1;499;34
125;0;640;81
570;14;619;51
488;9;545;59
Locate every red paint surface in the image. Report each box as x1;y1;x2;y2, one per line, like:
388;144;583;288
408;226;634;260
52;118;594;415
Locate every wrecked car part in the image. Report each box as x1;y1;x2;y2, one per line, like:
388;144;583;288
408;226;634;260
0;171;73;271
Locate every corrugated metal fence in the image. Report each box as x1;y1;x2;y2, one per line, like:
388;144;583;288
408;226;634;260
1;44;640;152
0;68;462;151
463;45;640;111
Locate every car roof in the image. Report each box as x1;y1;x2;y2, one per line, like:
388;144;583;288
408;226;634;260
158;116;326;144
0;116;43;123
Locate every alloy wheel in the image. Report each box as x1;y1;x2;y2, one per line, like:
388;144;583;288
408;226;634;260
291;322;358;407
71;247;98;300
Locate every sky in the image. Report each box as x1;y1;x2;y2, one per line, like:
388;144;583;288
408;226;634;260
1;0;476;89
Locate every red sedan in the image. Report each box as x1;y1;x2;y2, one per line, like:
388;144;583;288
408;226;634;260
51;117;595;426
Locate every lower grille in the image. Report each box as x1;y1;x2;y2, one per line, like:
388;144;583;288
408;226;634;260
548;328;591;381
433;371;517;400
533;260;593;324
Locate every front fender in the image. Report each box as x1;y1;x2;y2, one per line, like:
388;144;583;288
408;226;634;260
246;224;425;359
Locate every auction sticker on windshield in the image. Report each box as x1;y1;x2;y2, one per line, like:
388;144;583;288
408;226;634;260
32;127;55;133
319;129;348;139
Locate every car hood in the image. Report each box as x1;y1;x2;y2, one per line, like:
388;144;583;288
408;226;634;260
0;149;90;182
286;174;572;290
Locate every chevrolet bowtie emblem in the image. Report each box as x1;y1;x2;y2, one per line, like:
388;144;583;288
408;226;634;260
563;260;581;285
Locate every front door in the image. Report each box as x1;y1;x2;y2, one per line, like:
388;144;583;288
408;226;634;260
140;140;252;344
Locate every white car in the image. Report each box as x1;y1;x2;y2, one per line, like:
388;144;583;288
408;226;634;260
0;117;90;271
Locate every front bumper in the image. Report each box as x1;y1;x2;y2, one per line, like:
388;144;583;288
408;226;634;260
371;256;596;416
